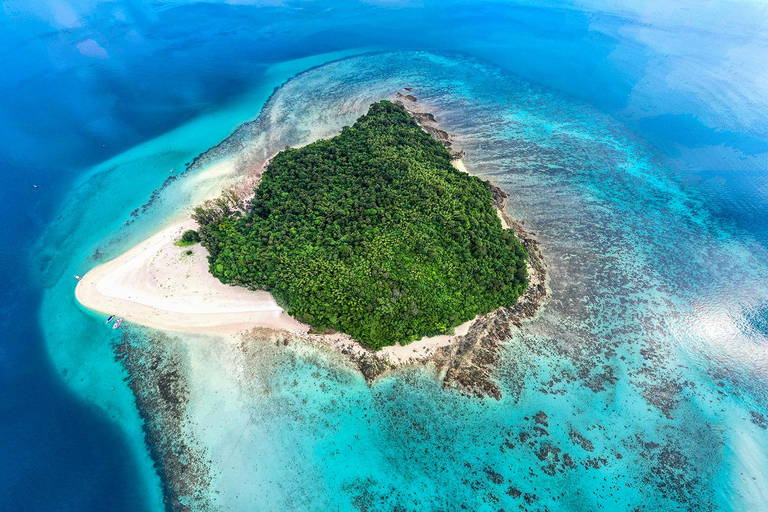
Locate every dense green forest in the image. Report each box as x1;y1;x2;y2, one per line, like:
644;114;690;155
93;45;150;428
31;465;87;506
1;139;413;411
196;101;528;349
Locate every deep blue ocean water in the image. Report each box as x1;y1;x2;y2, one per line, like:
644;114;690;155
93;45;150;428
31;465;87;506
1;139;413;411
1;1;767;510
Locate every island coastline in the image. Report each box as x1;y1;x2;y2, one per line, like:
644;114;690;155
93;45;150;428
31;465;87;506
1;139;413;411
76;93;548;398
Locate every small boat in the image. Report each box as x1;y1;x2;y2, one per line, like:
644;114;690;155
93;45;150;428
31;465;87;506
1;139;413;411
112;318;124;330
105;315;115;324
74;275;82;281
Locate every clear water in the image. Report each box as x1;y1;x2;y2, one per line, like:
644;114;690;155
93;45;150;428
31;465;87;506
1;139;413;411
2;1;768;511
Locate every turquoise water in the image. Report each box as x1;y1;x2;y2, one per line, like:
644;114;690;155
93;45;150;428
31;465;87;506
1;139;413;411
3;1;768;510
42;51;768;510
30;49;380;511
205;54;768;510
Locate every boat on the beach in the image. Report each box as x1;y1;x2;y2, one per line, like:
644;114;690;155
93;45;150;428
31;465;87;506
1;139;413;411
112;318;123;329
105;315;115;324
74;275;82;280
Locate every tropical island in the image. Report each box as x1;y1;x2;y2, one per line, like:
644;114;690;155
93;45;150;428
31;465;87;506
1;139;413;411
193;101;529;349
75;94;547;397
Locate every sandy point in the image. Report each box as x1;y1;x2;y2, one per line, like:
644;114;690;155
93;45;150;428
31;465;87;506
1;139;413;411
75;219;307;335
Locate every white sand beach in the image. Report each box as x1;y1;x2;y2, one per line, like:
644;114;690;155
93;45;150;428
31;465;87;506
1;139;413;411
75;219;307;335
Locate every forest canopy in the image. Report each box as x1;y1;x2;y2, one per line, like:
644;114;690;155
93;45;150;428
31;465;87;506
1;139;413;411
196;100;528;349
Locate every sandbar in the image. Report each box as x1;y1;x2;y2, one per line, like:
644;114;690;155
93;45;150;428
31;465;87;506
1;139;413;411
75;219;306;335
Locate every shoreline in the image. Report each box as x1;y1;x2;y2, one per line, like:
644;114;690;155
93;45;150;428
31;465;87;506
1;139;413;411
76;93;548;398
75;219;307;335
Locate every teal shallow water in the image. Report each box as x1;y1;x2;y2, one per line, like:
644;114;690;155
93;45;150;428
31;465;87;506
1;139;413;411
40;51;768;511
32;48;380;511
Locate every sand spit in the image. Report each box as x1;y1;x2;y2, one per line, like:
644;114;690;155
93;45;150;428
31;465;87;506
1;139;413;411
75;218;306;335
77;92;548;399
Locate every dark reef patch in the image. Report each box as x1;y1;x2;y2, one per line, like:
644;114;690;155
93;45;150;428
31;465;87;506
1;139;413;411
114;329;213;512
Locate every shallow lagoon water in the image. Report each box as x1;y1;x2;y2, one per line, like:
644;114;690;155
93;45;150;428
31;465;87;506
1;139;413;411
40;51;768;510
30;49;380;512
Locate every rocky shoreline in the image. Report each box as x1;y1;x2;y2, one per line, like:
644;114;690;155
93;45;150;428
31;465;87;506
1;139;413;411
396;92;465;160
